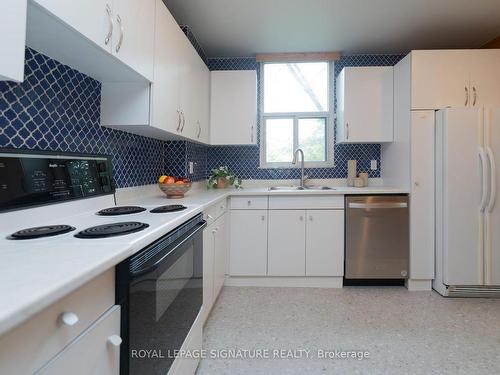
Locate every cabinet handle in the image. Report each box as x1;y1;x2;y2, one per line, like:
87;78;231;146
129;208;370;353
115;14;124;52
414;181;420;187
247;200;251;206
299;216;304;221
309;215;313;221
220;205;225;210
251;125;254;143
176;110;182;131
346;122;349;140
107;335;122;347
261;215;265;221
60;312;79;327
465;86;469;106
473;86;477;106
212;229;217;234
104;4;113;45
197;121;202;138
180;111;186;132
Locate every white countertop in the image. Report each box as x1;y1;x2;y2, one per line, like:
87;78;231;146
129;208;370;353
0;184;407;336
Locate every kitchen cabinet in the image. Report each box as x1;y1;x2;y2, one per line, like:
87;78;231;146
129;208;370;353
411;50;500;110
32;0;154;80
267;209;344;277
37;306;121;375
110;0;155;80
202;203;228;323
101;0;210;143
0;0;27;82
410;111;435;280
336;66;393;143
229;210;268;276
210;70;258;145
0;270;116;374
268;210;306;276
306;210;344;276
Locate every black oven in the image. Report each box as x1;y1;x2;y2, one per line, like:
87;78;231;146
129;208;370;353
116;213;206;375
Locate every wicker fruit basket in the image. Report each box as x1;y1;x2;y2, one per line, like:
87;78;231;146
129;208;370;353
158;181;192;199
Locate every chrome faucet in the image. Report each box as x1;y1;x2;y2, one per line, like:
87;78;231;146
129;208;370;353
292;148;306;189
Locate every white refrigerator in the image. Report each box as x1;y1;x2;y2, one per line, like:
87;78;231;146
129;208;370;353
434;107;500;297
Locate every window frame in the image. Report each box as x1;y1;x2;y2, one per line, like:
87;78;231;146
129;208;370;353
259;61;335;169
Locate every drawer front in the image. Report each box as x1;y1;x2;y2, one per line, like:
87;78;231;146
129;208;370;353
204;198;227;225
0;269;115;375
215;198;228;218
231;196;268;210
37;305;121;375
269;195;344;209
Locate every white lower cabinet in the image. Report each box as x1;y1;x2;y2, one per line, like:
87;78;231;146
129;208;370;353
37;306;121;375
306;210;344;276
202;210;227;323
229;210;268;276
268;210;306;276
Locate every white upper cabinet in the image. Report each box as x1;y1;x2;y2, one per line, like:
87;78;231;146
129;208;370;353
102;0;211;143
33;0;112;53
111;0;155;80
411;50;500;110
210;70;257;145
336;66;394;143
0;0;27;82
29;0;153;81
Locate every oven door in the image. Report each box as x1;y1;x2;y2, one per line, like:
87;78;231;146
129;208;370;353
119;219;205;375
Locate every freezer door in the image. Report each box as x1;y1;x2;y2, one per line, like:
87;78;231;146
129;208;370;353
437;108;485;286
485;109;500;285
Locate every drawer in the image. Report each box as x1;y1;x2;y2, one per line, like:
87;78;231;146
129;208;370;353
269;195;344;209
37;305;121;375
203;198;227;225
231;196;268;210
0;269;115;375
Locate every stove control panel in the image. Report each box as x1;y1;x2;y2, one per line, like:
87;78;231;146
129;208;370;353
0;150;114;212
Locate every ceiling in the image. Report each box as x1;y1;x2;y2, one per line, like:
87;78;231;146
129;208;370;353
162;0;500;57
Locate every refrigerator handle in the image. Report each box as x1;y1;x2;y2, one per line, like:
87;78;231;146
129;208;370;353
486;147;496;212
479;147;488;212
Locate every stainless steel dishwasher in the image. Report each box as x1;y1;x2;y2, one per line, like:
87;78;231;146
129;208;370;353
345;195;409;279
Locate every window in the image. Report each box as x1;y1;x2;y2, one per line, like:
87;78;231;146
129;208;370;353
260;61;333;168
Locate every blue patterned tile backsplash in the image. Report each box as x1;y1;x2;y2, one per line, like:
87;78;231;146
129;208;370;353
1;44;404;187
0;48;197;187
205;54;404;180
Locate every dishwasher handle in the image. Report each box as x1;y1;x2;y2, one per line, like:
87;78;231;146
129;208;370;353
348;202;408;209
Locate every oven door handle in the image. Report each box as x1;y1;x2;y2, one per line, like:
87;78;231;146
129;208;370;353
130;221;206;277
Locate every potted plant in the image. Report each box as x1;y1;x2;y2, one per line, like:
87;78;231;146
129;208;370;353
208;166;241;189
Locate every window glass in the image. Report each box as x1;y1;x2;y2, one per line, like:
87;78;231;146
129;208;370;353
298;118;327;162
265;118;294;163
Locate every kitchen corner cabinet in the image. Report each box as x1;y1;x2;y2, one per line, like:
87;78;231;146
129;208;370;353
0;0;27;82
31;0;155;81
411;50;500;110
210;70;258;145
336;66;393;143
101;0;210;143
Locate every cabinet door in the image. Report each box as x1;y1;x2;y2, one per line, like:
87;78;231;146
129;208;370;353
213;214;227;298
0;0;27;82
111;0;154;81
210;70;257;145
410;111;435;280
268;210;306;276
150;0;182;134
470;50;500;108
305;210;344;276
229;210;268;276
337;67;393;143
33;0;112;53
37;306;121;375
201;224;215;323
411;50;471;110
